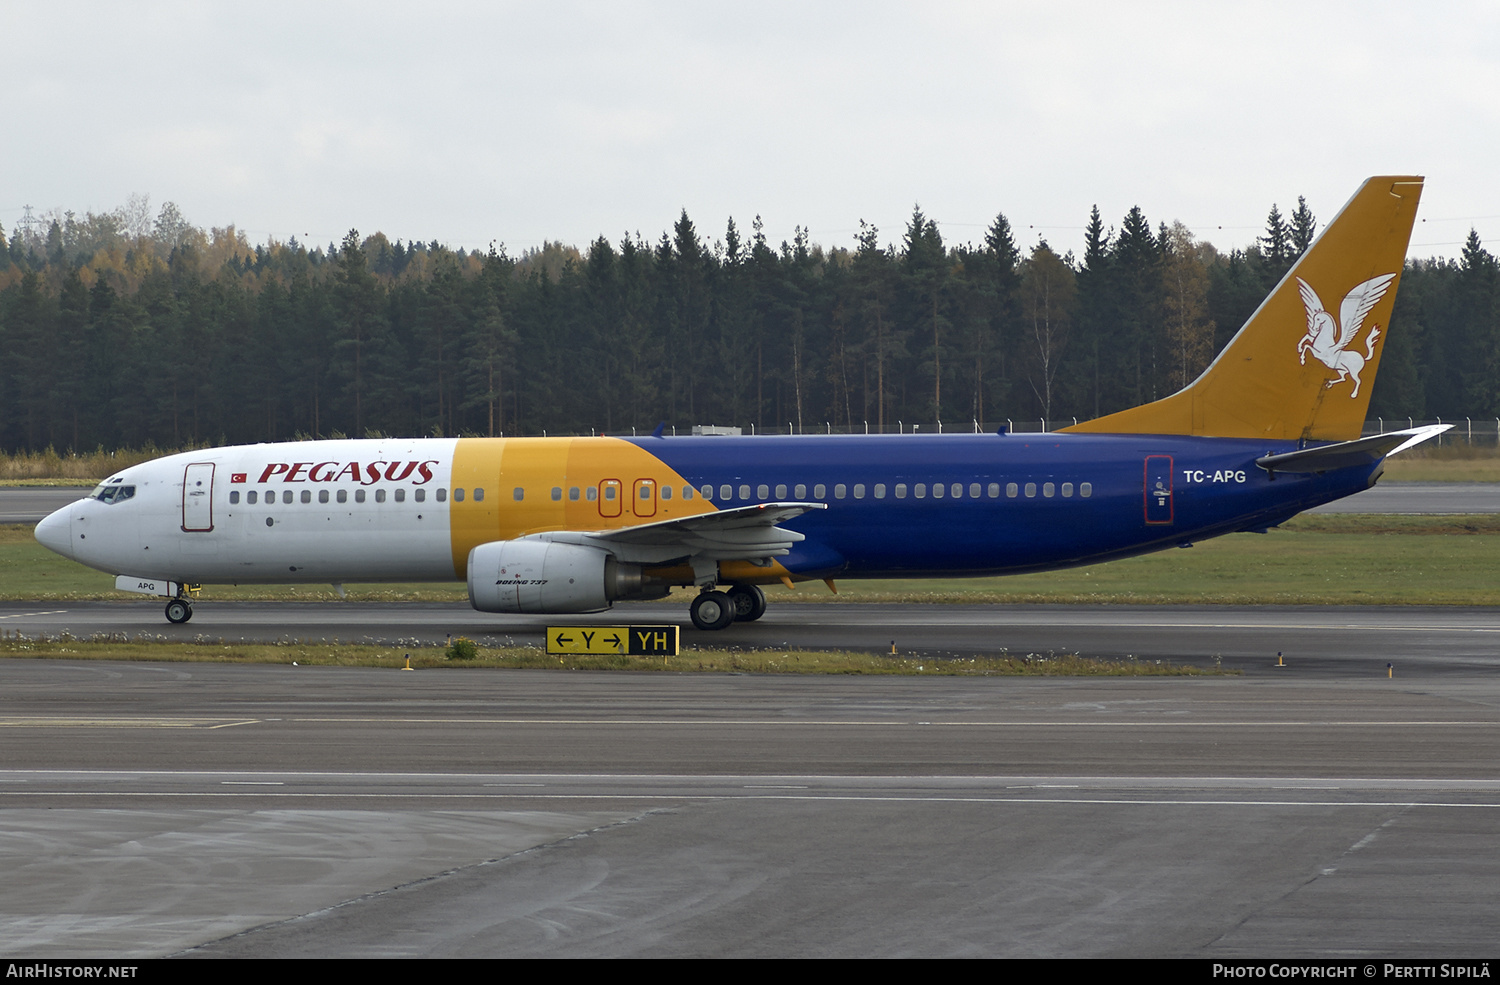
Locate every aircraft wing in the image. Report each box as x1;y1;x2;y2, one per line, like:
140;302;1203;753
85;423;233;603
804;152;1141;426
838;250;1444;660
524;502;828;565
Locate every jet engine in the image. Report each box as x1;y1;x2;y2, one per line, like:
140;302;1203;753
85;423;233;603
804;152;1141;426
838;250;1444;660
467;539;657;614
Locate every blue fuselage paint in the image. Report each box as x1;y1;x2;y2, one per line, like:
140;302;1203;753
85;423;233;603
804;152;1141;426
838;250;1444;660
629;433;1372;579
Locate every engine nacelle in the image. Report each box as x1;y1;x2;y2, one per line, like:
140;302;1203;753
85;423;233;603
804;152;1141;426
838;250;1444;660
467;539;649;614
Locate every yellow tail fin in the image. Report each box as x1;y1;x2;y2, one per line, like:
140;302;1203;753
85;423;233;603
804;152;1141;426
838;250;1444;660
1063;176;1423;441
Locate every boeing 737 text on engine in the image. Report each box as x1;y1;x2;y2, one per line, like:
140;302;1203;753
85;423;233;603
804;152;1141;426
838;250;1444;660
34;177;1443;630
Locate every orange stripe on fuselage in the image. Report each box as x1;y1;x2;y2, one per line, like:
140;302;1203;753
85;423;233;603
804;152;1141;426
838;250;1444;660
447;436;716;577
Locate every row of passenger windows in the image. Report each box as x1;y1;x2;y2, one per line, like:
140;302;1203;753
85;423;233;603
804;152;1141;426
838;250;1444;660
694;480;1093;501
230;487;474;505
540;481;1093;502
232;480;1094;507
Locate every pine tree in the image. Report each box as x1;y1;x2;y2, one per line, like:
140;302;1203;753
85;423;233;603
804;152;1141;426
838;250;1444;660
1260;203;1293;285
1290;196;1317;257
902;206;949;424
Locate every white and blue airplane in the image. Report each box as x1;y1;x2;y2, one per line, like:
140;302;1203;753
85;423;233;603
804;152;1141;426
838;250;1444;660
35;176;1441;629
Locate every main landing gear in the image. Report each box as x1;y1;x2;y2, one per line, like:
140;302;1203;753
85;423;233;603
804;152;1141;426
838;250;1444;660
689;584;766;631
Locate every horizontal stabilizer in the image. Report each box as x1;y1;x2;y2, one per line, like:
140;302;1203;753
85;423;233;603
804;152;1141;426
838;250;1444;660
1255;424;1450;475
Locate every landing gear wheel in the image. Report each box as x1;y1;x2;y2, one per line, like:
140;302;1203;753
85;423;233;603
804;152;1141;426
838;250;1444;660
727;584;767;622
690;590;736;631
165;599;193;624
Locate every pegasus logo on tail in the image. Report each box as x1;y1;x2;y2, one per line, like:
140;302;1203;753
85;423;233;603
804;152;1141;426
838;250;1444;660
1296;274;1395;398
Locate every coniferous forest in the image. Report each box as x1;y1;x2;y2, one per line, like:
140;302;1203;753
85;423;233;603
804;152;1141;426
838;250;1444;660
0;194;1496;454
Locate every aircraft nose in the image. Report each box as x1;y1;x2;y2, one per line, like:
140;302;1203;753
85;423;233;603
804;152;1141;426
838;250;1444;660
34;505;73;559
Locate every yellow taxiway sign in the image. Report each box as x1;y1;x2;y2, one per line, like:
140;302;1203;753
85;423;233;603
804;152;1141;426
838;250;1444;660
546;625;679;656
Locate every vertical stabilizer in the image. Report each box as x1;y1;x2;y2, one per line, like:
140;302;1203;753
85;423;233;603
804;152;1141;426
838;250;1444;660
1064;176;1423;441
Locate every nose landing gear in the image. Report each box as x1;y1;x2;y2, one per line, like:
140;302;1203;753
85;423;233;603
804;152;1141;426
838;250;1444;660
164;598;194;624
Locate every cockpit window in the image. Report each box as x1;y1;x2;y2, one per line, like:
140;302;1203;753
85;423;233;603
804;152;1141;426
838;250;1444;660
89;484;136;505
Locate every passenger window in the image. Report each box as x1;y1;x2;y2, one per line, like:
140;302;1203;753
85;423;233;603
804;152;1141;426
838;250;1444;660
394;489;405;503
454;488;465;502
640;485;652;500
514;488;525;501
720;484;732;500
569;487;580;501
1081;482;1093;498
355;489;367;503
301;490;312;504
775;484;787;499
739;484;751;500
375;489;386;503
753;484;766;499
247;491;258;505
834;484;846;499
230;491;240;504
474;488;484;502
604;485;616;501
337;489;348;504
1025;483;1036;498
320;489;330;504
552;487;562;501
1043;482;1055;498
969;483;980;498
895;483;907;499
683;486;694;500
437;488;447;502
988;483;999;498
853;484;865;499
814;484;826;499
587;487;597;501
795;484;807;498
932;483;944;499
414;488;425;503
1007;483;1018;498
874;483;886;499
915;484;926;499
661;486;672;500
1062;482;1073;498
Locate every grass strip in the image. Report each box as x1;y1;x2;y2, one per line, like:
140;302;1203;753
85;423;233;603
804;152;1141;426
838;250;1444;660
0;636;1228;675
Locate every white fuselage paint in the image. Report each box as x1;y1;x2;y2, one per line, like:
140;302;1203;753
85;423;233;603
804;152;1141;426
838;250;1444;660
45;440;459;584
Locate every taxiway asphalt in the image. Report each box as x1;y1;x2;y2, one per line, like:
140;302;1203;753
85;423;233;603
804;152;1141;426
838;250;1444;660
2;661;1499;958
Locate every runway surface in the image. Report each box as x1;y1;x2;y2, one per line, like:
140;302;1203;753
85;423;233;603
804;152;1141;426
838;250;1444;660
3;661;1500;957
2;482;1498;524
0;486;89;523
1305;482;1500;513
4;599;1499;678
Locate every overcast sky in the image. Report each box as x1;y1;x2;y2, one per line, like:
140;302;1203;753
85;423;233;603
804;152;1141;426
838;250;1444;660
4;1;1496;261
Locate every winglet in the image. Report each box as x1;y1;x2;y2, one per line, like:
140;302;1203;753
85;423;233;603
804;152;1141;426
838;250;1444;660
1064;176;1424;442
650;421;667;439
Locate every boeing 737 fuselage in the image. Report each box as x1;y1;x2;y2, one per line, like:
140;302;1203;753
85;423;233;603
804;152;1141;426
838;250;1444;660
33;176;1438;629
